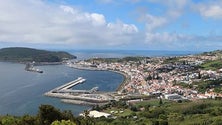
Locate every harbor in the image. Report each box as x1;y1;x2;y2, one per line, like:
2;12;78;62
66;62;129;93
44;77;114;106
0;62;123;116
50;77;86;92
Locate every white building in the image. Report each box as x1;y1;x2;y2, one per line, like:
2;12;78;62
164;93;183;100
89;110;111;118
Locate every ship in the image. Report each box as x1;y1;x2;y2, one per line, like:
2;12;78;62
25;62;43;73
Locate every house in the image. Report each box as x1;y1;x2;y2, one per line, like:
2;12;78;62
164;93;183;101
89;110;111;118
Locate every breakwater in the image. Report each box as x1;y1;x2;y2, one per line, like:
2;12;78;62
67;63;128;93
51;77;86;92
44;77;113;106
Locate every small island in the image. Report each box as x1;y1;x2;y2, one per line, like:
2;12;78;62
0;47;76;73
0;47;76;63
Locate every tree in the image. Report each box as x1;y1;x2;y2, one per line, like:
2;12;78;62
159;98;163;105
20;115;37;125
38;105;62;125
145;105;150;111
61;110;74;121
92;105;101;111
82;110;90;118
130;106;138;112
51;120;76;125
211;118;222;125
1;116;18;125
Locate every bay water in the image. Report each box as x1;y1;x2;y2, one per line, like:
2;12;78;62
0;62;124;116
0;50;200;116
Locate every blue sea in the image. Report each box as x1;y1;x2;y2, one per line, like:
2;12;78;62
68;50;201;60
0;50;200;116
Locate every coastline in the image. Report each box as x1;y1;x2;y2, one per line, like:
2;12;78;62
67;64;128;93
108;70;129;92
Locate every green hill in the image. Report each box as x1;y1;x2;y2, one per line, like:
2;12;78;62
0;47;76;62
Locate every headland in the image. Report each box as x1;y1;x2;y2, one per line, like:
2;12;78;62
0;47;76;63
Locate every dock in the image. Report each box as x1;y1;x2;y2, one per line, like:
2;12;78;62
51;77;86;92
44;77;113;106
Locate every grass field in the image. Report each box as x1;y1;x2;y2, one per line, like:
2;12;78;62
201;60;222;70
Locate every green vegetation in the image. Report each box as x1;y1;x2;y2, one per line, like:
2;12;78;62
86;56;149;63
201;50;222;57
96;99;222;125
134;99;170;107
200;60;222;70
174;82;193;89
174;79;222;94
121;56;148;62
0;47;76;62
51;120;76;125
194;79;222;94
1;100;222;125
196;49;222;71
163;57;180;64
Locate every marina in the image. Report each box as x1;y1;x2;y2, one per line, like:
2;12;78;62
51;77;86;92
45;77;114;105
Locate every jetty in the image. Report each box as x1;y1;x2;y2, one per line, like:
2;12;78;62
51;77;86;92
44;77;113;106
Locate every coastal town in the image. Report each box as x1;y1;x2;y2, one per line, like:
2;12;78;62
2;0;222;124
43;50;222;120
66;50;222;102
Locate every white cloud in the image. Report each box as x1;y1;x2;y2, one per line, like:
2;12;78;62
136;0;190;43
1;0;222;50
145;32;195;46
115;0;222;50
0;0;139;48
146;32;178;43
148;0;189;18
107;21;138;34
195;3;222;19
60;5;76;14
142;14;167;32
145;31;222;50
139;1;187;45
60;5;106;26
148;0;189;8
91;13;106;26
96;0;114;4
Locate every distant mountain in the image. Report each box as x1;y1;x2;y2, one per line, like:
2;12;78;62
0;47;76;62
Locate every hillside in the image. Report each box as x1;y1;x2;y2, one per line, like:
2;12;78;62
0;47;76;62
1;99;222;125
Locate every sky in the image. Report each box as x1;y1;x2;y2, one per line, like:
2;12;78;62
1;0;222;51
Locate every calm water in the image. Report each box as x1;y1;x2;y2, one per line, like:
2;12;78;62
0;62;124;116
0;50;199;116
68;50;201;60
